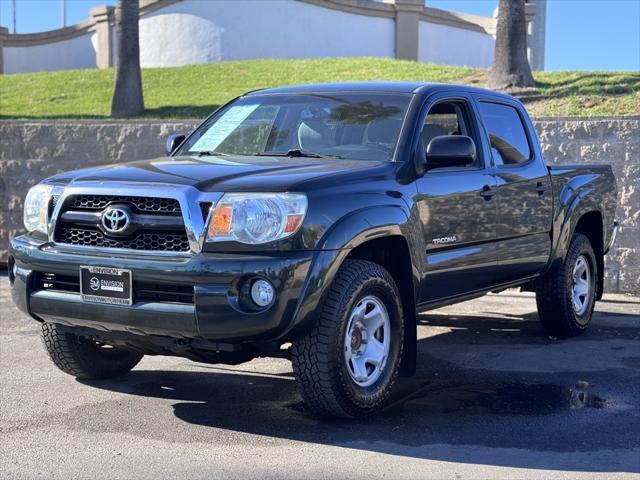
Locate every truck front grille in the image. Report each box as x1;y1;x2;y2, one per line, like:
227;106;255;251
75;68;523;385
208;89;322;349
58;227;191;252
53;195;190;252
68;195;181;215
135;281;194;304
34;272;80;293
33;272;195;304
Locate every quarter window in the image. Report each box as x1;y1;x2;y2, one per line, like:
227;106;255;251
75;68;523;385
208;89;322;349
479;102;531;166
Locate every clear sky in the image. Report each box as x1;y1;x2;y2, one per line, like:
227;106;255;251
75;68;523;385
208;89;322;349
427;0;640;71
1;0;639;71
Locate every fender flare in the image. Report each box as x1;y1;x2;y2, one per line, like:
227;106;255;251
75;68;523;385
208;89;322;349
282;204;413;339
549;175;603;268
316;204;409;251
546;176;605;298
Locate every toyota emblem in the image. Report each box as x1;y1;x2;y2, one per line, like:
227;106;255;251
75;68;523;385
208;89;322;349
101;207;130;234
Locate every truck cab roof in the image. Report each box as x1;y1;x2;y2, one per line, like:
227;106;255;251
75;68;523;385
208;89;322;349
247;81;519;103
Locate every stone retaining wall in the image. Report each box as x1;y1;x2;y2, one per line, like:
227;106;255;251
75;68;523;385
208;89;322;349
1;117;638;292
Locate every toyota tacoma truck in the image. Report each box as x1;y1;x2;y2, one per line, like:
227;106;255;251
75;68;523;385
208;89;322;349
8;82;617;418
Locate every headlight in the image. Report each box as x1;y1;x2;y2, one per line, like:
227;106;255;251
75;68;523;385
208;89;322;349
207;193;307;244
23;184;54;234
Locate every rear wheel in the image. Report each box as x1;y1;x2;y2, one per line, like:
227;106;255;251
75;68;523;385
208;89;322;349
536;233;598;336
41;323;143;379
291;259;404;418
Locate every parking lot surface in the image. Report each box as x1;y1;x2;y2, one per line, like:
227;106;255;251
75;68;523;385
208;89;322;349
1;276;639;479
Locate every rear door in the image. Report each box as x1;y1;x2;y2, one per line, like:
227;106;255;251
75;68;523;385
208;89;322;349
474;97;553;283
414;94;499;303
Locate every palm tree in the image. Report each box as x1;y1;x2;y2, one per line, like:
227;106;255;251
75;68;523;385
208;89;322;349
111;0;144;117
489;0;535;89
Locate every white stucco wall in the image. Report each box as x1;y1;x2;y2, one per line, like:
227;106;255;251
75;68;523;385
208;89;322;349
4;33;95;74
137;0;395;67
418;21;494;68
2;1;499;73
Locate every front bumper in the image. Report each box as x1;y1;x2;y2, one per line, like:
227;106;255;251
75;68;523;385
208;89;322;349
9;235;332;343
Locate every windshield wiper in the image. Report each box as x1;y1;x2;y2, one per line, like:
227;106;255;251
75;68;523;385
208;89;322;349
193;150;230;157
255;149;343;159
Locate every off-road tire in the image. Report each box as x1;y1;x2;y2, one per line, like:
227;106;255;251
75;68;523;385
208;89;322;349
291;259;404;418
536;233;598;337
41;322;143;379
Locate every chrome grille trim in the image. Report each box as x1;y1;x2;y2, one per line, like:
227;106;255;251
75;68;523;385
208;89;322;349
48;184;222;255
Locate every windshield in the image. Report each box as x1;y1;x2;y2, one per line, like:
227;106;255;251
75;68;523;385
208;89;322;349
177;93;412;161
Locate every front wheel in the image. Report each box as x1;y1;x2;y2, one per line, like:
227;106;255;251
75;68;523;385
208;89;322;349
291;259;404;418
41;323;143;379
536;233;598;336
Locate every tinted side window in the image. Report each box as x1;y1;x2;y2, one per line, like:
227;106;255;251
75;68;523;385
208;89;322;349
422;102;465;151
422;101;479;168
479;102;531;166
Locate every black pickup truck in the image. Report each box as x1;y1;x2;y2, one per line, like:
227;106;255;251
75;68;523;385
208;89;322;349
9;82;617;417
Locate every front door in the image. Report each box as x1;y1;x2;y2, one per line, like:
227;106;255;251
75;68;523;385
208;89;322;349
414;98;499;304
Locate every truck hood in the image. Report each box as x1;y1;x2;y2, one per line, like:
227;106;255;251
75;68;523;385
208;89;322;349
47;154;388;192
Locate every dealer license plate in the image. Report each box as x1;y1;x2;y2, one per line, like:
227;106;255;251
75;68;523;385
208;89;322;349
80;266;132;306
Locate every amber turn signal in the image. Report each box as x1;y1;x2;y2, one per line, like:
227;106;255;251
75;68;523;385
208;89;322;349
208;204;233;237
284;214;304;233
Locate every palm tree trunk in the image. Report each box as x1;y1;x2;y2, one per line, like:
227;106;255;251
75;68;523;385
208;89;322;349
489;0;535;89
111;0;144;117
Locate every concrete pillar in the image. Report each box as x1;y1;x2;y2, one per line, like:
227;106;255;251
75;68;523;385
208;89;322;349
0;27;8;74
394;0;424;61
525;0;546;71
91;6;115;69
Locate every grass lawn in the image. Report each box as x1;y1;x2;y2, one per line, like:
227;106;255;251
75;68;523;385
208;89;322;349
1;58;638;119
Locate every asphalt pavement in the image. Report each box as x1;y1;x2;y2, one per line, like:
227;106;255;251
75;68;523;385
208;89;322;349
1;275;639;479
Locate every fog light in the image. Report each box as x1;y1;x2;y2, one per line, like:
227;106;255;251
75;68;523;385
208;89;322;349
250;279;274;307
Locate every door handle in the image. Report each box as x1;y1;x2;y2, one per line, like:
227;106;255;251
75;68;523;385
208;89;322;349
479;185;496;200
536;182;547;195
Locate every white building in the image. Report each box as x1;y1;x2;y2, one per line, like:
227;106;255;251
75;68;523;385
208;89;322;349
0;0;547;75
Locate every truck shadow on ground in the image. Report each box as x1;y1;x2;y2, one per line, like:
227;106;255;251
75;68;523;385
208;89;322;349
82;309;640;473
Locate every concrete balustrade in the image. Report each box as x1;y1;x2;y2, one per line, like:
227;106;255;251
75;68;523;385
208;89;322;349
0;0;546;74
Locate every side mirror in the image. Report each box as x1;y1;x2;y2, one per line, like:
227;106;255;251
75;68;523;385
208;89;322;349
165;134;186;156
426;135;476;170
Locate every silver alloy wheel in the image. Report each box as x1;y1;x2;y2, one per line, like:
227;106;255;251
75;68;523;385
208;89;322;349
572;254;592;317
344;295;391;387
